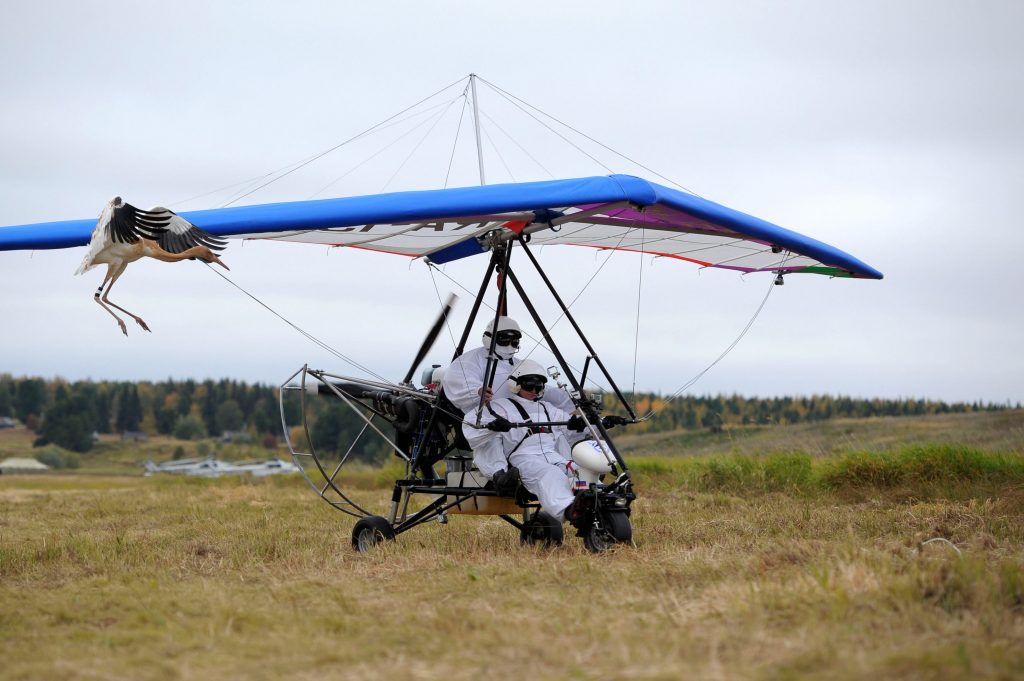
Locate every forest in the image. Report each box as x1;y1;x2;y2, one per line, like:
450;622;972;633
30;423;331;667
1;373;1016;458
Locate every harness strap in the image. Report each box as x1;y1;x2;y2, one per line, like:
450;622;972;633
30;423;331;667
502;398;550;460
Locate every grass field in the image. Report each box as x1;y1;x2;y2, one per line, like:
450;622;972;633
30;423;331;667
2;412;1023;680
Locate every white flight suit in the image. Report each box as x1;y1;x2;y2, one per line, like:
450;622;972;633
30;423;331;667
442;346;575;419
463;395;577;522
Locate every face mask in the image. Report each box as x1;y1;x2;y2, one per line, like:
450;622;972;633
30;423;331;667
494;343;518;360
483;331;520;359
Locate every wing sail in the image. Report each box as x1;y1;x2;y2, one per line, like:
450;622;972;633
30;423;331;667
0;175;882;279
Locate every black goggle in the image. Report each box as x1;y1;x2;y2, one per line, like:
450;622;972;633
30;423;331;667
516;376;547;392
487;331;521;348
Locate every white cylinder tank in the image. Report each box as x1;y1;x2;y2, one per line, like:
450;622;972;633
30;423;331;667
571;439;614;484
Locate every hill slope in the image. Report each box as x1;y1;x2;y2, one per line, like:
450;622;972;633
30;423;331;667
616;409;1024;458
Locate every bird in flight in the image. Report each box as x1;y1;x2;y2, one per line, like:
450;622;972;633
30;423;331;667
75;196;229;335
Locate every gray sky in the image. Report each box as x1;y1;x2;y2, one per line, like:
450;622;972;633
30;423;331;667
1;0;1021;403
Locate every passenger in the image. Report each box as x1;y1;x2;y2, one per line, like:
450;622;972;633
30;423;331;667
462;360;584;523
441;316;574;417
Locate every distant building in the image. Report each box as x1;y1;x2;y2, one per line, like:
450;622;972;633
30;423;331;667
121;431;149;442
0;457;50;475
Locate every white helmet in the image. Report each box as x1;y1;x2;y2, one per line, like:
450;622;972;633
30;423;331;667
482;317;522;360
507;359;548;399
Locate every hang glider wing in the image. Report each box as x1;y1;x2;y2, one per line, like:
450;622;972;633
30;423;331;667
0;175;882;279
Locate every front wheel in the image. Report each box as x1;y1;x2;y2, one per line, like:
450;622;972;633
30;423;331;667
581;511;631;553
351;515;396;553
520;511;564;547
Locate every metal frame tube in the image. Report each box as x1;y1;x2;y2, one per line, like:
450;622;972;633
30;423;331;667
470;74;486;186
279;366;374;517
452;257;497;360
474;242;513;424
503;264;629;471
518;237;637;419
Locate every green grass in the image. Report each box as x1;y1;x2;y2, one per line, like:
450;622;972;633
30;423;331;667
630;445;1024;499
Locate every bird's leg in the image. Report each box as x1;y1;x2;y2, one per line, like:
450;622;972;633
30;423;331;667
103;298;150;333
94;269;129;336
101;263;150;332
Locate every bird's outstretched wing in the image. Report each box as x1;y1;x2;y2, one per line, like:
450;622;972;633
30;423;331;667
149;207;227;254
110;204;227;254
106;202;174;244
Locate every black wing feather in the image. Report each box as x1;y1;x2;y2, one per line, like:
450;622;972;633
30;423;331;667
106;203;171;243
151;208;227;255
104;202;225;254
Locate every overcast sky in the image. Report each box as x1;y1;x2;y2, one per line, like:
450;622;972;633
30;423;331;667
1;0;1021;403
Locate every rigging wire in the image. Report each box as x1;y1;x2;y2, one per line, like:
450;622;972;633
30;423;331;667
427;263;459;352
201;262;392;385
217;159;317;209
218;95;452;206
310;97;461;199
202;258;472;424
380;97;461;192
480;109;555;180
641;260;785;421
478;80;615;175
425;264;478;408
310;96;465;199
481;122;516;183
444;95;470;189
170;172;293;210
421;260;561;358
428;260;613;396
631;219;647;397
477;76;702;197
219;100;458;207
519;221;636;362
221;75;469;207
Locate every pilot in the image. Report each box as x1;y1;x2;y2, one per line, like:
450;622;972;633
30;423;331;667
441;316;574;418
463;359;582;522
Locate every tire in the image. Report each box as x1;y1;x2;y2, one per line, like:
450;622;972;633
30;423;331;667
581;511;631;553
351;515;396;553
520;511;564;547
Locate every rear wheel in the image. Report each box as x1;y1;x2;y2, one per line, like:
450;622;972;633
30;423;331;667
520;511;564;547
351;515;396;553
581;511;631;553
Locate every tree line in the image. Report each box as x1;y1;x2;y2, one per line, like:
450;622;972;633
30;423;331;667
0;375;283;453
613;393;1021;435
0;374;1017;455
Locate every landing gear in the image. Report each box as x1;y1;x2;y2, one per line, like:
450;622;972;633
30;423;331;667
581;511;632;553
352;515;396;553
520;511;564;547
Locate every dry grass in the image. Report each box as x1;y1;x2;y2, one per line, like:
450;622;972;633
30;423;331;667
2;457;1023;680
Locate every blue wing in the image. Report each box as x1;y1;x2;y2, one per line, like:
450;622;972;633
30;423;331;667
0;175;882;279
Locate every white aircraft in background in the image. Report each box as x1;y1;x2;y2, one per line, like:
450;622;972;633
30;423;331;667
230;458;303;477
144;457;300;478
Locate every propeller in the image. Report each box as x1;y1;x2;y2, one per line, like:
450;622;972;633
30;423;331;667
402;293;458;386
